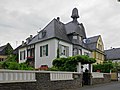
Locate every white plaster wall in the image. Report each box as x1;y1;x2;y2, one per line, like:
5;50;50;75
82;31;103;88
35;39;73;68
81;49;92;72
55;40;73;57
82;48;92;57
112;60;120;63
18;47;27;63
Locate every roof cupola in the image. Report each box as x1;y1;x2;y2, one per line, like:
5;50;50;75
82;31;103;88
71;8;79;21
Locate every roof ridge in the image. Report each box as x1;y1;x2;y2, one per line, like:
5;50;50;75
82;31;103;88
87;35;100;39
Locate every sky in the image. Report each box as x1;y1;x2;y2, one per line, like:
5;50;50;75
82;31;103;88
0;0;120;49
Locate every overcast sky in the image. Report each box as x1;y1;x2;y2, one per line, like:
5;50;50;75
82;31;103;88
0;0;120;49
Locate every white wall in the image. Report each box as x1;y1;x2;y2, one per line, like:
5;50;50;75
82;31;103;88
57;40;73;57
18;47;27;63
112;60;120;63
35;39;73;68
81;48;92;72
82;48;92;57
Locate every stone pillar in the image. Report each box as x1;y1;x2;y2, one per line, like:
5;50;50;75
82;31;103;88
89;64;93;73
77;62;82;73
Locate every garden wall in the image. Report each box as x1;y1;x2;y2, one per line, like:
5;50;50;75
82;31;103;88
0;71;82;90
92;73;111;85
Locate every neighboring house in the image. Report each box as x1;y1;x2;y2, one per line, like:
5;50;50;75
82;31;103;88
86;35;105;64
105;48;120;62
0;43;13;62
18;8;92;68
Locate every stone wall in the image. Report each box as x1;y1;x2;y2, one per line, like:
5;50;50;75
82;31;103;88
92;74;111;85
0;72;82;90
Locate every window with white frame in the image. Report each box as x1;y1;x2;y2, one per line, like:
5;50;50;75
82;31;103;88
27;50;31;57
79;36;82;41
73;35;77;39
79;49;82;55
59;44;69;57
73;48;78;55
40;44;48;57
84;52;89;56
20;50;26;60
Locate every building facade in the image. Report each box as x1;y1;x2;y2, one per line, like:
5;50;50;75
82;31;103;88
18;8;93;68
0;43;13;62
86;35;105;64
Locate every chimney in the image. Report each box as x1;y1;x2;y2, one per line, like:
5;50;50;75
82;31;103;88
22;41;24;46
57;17;60;21
30;35;33;40
26;38;30;44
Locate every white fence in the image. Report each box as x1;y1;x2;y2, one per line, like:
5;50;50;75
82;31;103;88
92;72;104;78
0;70;36;83
0;70;79;83
50;71;74;81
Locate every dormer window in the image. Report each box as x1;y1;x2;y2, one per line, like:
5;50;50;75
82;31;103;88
38;32;42;39
38;30;46;39
79;36;82;41
73;35;77;39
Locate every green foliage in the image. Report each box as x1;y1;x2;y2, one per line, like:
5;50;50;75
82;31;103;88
52;55;96;71
111;62;120;72
93;61;113;73
0;54;34;70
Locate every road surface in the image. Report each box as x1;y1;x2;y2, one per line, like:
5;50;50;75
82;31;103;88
72;82;120;90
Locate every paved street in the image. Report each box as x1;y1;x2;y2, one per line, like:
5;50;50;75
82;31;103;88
71;82;120;90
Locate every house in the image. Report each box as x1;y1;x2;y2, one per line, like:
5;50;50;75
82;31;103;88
0;43;13;62
86;35;105;64
105;48;120;62
18;8;92;68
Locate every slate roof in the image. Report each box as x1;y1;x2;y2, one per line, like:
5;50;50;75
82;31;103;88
0;45;7;55
0;45;6;52
65;22;86;39
105;48;120;60
86;35;100;50
0;43;13;55
19;8;91;51
28;19;71;45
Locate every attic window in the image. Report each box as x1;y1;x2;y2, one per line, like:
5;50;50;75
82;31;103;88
73;35;77;39
38;32;42;39
79;36;82;41
38;30;46;39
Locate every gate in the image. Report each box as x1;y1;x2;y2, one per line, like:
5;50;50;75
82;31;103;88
83;72;91;85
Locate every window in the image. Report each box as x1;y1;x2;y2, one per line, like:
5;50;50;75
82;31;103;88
38;30;46;39
40;44;48;57
20;50;26;60
73;36;77;39
73;48;78;55
59;44;69;57
28;50;31;57
38;32;42;39
84;52;89;56
79;49;82;55
79;36;82;41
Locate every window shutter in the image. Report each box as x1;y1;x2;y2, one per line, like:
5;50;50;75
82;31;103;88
40;46;42;57
66;47;69;57
46;44;48;56
59;44;62;56
24;51;26;59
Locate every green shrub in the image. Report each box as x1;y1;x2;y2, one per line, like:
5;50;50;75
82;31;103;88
52;55;96;71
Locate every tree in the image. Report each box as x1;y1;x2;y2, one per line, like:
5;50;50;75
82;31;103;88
0;54;34;70
51;55;96;71
93;61;113;73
